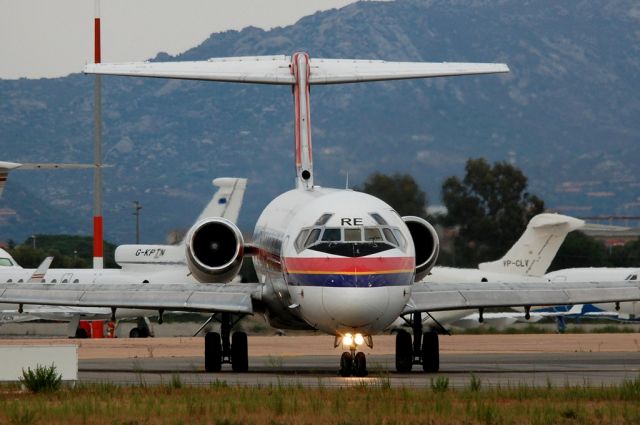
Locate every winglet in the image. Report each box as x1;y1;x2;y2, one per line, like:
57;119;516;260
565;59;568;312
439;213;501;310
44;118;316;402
28;257;54;283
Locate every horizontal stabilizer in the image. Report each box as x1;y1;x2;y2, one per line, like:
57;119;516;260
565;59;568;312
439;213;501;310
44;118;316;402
85;56;295;85
308;58;509;84
84;55;509;85
0;161;97;198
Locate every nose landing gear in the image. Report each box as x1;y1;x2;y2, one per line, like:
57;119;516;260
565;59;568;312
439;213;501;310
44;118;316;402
336;333;370;377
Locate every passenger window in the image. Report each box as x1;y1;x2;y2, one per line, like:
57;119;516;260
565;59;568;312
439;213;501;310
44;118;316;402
305;228;321;247
51;279;57;283
18;279;23;283
73;279;79;283
344;228;361;242
41;279;46;283
62;279;68;283
383;228;399;246
364;227;383;242
322;228;341;242
7;279;12;283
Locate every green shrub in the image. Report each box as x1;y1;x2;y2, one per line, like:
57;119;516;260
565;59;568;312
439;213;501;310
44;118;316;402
431;376;449;393
469;373;482;392
19;364;62;393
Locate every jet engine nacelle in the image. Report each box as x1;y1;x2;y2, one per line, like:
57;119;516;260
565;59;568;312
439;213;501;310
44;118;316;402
185;218;244;283
402;216;440;281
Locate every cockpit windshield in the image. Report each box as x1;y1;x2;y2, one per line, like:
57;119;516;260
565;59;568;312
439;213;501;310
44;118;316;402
0;258;14;267
295;224;406;256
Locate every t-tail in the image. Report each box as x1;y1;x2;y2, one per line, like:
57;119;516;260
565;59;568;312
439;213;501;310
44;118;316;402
478;213;584;277
85;55;509;190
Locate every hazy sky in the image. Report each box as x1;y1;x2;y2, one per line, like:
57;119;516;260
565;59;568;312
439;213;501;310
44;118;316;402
0;0;358;79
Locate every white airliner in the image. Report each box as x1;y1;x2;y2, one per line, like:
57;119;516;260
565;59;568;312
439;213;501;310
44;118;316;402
392;213;584;331
0;177;247;337
2;54;640;377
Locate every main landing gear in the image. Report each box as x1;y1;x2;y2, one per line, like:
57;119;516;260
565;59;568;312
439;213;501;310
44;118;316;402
337;333;370;377
129;317;154;338
204;312;249;373
395;312;440;373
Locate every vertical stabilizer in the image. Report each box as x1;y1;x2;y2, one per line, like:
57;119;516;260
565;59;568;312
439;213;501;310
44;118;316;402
28;257;54;283
195;178;247;225
478;213;584;277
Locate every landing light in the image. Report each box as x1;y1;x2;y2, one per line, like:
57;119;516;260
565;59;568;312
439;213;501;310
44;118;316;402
343;333;353;346
354;333;365;346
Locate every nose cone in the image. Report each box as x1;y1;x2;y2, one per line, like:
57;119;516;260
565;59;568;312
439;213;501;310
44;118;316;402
322;287;390;328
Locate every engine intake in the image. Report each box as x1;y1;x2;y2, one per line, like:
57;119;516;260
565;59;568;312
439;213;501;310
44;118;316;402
185;218;244;283
402;216;440;281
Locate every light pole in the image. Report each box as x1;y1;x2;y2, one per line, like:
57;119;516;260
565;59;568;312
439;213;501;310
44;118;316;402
31;235;36;249
133;201;142;244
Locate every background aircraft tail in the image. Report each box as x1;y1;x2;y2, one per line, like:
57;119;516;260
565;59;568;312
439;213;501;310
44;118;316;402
478;213;584;277
193;178;247;225
114;177;247;268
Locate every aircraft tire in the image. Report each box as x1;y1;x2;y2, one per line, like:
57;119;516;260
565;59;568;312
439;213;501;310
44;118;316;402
339;352;353;377
75;328;88;339
205;332;222;372
421;331;439;373
231;331;249;373
129;328;141;338
353;352;368;377
395;330;413;373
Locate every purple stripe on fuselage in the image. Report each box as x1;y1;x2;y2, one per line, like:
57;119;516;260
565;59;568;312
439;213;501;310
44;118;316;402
287;272;413;288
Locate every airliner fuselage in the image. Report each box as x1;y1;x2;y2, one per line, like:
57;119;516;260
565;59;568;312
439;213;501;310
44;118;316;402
253;188;414;335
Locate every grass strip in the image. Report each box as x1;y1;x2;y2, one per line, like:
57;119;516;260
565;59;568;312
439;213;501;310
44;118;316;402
1;377;640;424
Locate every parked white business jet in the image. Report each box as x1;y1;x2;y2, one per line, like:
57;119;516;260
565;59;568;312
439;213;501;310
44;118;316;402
2;54;640;377
392;213;584;331
545;267;640;320
0;177;247;336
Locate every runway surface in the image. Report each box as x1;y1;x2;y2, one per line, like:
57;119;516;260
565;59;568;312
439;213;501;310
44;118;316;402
78;351;640;388
8;333;625;388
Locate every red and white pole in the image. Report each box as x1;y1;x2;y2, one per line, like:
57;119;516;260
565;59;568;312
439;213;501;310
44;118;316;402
93;0;104;268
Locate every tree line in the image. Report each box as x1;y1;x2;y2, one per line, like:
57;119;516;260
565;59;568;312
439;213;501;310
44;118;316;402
359;158;639;270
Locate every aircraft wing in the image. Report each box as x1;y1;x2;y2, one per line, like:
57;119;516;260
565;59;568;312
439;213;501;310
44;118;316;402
404;281;640;313
84;56;508;85
0;282;260;314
